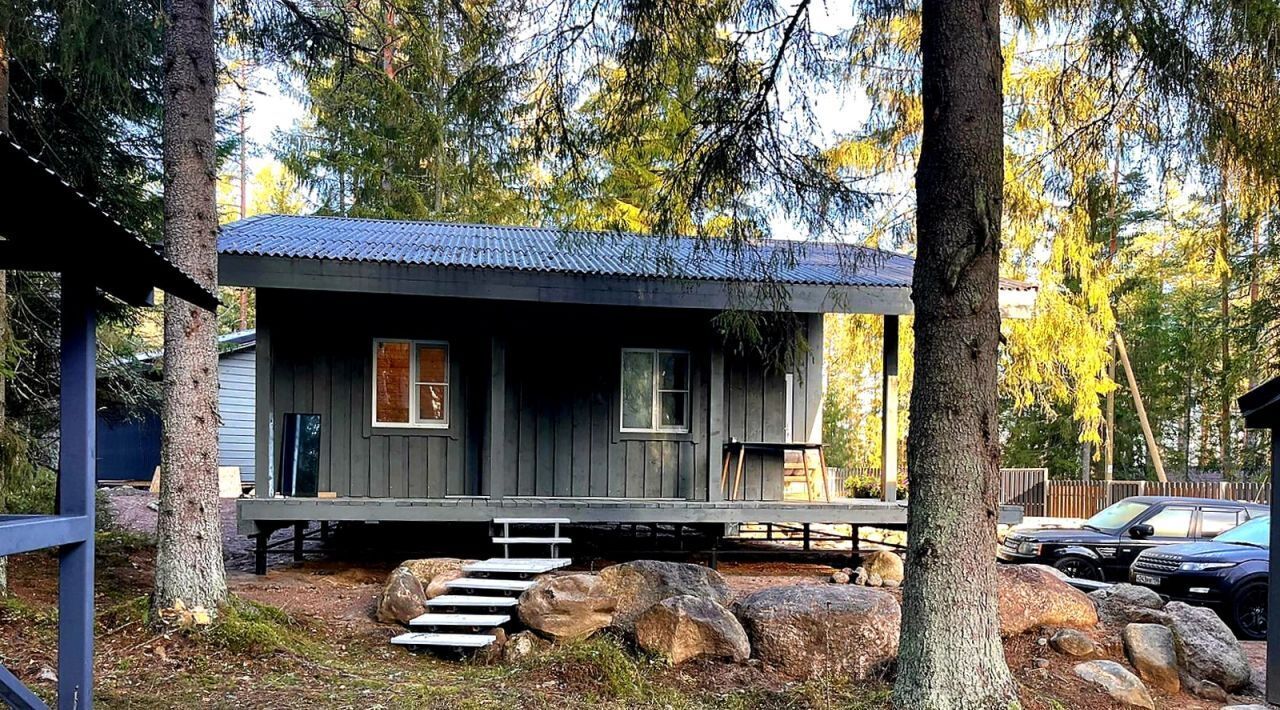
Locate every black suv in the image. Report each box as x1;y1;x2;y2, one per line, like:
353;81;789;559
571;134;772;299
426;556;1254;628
998;496;1268;582
1130;515;1270;639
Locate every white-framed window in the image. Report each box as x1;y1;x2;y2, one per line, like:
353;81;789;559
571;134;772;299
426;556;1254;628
620;348;690;433
373;339;449;428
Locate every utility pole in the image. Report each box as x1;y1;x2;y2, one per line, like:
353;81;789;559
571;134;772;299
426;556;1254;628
1116;331;1168;482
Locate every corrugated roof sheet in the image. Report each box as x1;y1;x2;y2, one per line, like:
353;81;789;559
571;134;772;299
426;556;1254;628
218;214;1035;290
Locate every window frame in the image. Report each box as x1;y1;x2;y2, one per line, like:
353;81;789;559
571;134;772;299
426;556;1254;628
371;338;450;429
619;348;691;434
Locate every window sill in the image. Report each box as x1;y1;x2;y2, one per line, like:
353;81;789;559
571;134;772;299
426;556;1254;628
614;430;697;444
366;423;459;439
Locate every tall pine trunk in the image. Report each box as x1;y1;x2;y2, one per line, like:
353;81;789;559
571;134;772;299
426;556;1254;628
153;0;226;615
892;0;1017;707
0;23;9;598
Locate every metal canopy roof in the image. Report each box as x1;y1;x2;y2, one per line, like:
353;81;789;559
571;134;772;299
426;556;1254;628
1240;376;1280;429
219;214;1036;292
0;140;219;311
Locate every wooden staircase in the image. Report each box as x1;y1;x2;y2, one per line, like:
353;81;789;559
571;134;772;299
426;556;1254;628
390;518;571;653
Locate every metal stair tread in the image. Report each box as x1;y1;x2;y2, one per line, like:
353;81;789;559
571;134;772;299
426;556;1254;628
464;558;573;574
390;632;495;648
492;517;571;525
491;536;571;545
445;578;536;592
408;612;510;627
427;594;519;607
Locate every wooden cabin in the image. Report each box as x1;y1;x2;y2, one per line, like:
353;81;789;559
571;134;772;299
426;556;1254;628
218;216;1033;558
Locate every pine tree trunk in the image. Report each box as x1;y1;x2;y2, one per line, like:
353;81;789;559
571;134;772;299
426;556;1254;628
153;0;226;615
892;1;1017;708
0;21;10;598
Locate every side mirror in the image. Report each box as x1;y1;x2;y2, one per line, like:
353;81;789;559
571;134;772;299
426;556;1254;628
1129;524;1154;539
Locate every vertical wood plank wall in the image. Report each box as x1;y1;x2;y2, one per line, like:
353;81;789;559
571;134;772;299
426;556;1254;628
721;313;824;500
257;289;822;502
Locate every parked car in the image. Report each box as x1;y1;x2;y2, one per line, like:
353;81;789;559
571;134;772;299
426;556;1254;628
1129;514;1270;639
997;496;1268;582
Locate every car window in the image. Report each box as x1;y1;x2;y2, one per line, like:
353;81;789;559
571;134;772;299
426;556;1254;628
1085;500;1151;531
1142;506;1194;537
1199;508;1245;538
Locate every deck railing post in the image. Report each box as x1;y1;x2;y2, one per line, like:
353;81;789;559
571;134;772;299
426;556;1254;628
58;273;96;710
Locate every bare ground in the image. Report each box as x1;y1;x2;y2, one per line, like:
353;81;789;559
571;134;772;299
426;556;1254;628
0;488;1268;708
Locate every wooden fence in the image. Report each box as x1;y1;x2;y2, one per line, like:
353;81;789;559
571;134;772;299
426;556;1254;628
829;465;1266;518
1043;480;1271;519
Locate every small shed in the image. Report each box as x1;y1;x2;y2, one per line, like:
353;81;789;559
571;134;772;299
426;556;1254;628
96;330;257;483
1238;376;1280;705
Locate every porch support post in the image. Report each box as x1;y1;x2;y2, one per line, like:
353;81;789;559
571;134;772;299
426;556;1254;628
707;347;725;502
1269;429;1279;705
880;315;900;502
253;292;274;497
486;334;508;499
58;272;96;710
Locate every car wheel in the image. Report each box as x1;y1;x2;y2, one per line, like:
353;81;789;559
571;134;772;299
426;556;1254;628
1052;555;1103;581
1230;581;1267;641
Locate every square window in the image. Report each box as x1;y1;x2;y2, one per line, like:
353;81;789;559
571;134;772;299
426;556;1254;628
373;339;449;428
621;349;689;432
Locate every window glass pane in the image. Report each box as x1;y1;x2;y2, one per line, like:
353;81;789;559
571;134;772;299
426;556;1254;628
622;351;654;429
1200;510;1242;538
375;341;410;423
417;384;447;423
659;391;687;429
658;351;689;390
417;344;447;383
1145;507;1193;537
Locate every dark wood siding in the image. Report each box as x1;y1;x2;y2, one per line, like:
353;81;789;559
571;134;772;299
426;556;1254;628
721;313;825;501
255;289;816;502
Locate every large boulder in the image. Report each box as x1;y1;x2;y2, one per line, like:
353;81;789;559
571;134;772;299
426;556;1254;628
997;564;1098;637
374;566;427;625
1089;584;1167;626
861;551;904;585
401;558;474;600
1163;601;1251;692
1073;660;1155;709
599;561;731;632
734;585;899;680
1121;623;1179;694
634;595;750;664
517;573;616;641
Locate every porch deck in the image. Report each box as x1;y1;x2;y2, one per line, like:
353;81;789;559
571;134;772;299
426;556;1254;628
236;495;1024;534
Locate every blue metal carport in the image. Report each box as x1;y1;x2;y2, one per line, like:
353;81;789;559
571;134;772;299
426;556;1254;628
0;139;218;710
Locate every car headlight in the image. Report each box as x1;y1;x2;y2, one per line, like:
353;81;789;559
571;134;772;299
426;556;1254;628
1178;561;1237;572
1017;541;1042;555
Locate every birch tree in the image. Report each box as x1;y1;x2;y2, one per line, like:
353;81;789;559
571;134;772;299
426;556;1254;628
153;0;226;615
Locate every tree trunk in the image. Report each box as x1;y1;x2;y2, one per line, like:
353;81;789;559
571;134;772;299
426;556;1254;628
892;0;1017;708
0;21;10;597
153;0;227;616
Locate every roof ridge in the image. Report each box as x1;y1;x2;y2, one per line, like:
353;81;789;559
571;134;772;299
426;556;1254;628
220;213;899;254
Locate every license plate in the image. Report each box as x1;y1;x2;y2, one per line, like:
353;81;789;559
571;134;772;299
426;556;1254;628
1134;573;1161;586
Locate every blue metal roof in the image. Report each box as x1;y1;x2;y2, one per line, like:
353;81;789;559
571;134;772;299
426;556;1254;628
218;214;932;288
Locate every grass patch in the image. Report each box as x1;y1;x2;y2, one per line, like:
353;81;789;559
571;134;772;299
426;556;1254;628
203;595;320;657
520;635;692;706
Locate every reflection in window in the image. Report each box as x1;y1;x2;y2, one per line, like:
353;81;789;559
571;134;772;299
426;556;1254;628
1145;507;1194;537
374;339;449;427
281;413;321;497
1199;509;1244;538
620;348;689;432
